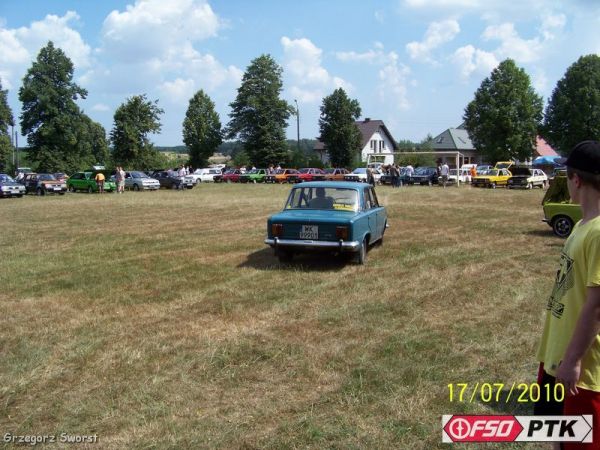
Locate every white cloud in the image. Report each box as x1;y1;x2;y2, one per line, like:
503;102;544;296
159;78;196;103
281;36;352;104
406;19;460;64
101;0;221;63
0;11;91;89
91;103;110;112
378;53;411;110
451;45;499;80
482;23;542;63
540;13;566;40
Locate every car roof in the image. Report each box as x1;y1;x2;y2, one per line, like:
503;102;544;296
295;181;365;189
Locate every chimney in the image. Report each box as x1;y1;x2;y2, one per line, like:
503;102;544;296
364;117;371;122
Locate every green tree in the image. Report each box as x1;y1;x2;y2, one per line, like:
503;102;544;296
226;54;292;166
542;55;600;154
183;90;222;169
19;41;89;172
0;78;14;171
463;59;543;163
110;94;164;169
318;88;362;168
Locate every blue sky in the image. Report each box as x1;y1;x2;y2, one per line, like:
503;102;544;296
1;0;599;146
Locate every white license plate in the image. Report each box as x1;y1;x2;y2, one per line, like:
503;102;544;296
53;187;62;191
300;225;318;239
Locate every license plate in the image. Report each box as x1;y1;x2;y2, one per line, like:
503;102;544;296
53;187;61;190
300;225;318;239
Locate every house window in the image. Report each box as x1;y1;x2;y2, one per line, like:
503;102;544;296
379;141;385;151
370;140;376;150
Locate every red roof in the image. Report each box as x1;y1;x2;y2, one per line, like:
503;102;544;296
536;137;558;157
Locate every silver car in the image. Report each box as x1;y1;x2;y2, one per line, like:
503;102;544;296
124;171;160;191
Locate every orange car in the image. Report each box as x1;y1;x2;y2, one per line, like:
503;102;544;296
265;169;299;183
324;168;350;181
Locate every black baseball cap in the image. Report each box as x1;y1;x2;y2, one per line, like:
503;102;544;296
557;140;600;175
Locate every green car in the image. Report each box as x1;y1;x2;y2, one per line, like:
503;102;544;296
542;176;582;238
68;171;117;193
239;168;267;183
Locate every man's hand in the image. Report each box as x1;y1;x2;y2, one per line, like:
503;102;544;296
556;359;581;396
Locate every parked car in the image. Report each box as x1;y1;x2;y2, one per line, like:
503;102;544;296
344;168;382;184
219;169;242;183
190;168;222;183
291;168;326;183
23;173;67;195
240;168;268;183
507;166;548;189
265;169;299;183
0;173;26;197
542;175;582;238
68;171;117;193
150;171;195;189
265;181;387;264
124;171;160;191
445;169;470;184
53;172;69;183
409;167;439;185
323;168;350;181
471;168;512;188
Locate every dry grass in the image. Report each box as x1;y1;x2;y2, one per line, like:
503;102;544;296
0;184;560;449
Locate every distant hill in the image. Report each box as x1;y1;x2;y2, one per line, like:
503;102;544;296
157;139;318;157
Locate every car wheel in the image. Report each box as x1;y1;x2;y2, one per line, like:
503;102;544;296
428;180;432;186
36;187;44;196
87;186;93;193
527;182;533;189
133;184;140;191
552;215;574;238
68;185;76;192
356;237;368;265
171;183;177;190
490;182;496;189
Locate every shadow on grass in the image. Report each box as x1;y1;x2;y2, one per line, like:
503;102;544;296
239;248;349;272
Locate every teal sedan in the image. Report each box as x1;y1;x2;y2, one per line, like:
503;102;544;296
265;181;387;264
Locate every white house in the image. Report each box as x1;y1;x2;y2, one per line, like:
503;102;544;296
314;118;398;165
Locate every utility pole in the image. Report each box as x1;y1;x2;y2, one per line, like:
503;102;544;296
294;99;300;153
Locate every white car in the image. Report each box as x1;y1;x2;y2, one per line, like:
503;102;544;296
344;168;383;184
507;167;548;189
447;168;472;184
189;168;222;183
124;171;160;191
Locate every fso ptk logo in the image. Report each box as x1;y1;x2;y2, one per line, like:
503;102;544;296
442;415;592;443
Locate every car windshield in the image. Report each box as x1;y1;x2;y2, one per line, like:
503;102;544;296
414;167;430;175
39;174;56;181
247;169;260;174
487;170;499;176
131;171;149;178
352;168;366;174
285;186;359;212
0;174;15;182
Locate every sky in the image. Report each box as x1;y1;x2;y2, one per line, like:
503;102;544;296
1;0;599;147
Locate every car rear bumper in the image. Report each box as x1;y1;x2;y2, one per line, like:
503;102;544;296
265;237;361;252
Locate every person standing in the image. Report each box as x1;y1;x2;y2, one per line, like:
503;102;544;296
95;171;105;193
440;162;449;188
535;140;600;450
366;167;375;186
470;165;477;184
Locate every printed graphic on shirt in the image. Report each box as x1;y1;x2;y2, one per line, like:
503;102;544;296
546;251;574;319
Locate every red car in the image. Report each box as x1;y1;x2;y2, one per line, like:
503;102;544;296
293;168;326;183
220;169;242;183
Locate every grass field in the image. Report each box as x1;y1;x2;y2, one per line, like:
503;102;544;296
0;183;561;449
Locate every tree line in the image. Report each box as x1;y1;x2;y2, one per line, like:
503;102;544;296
2;41;600;173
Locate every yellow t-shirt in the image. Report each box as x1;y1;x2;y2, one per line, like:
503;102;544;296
537;215;600;391
95;173;105;182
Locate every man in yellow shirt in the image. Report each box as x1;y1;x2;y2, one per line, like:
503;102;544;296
94;171;105;193
536;140;600;449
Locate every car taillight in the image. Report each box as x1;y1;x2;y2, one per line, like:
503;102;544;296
336;226;349;240
272;224;283;237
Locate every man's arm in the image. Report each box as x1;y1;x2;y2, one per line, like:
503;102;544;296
556;286;600;395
